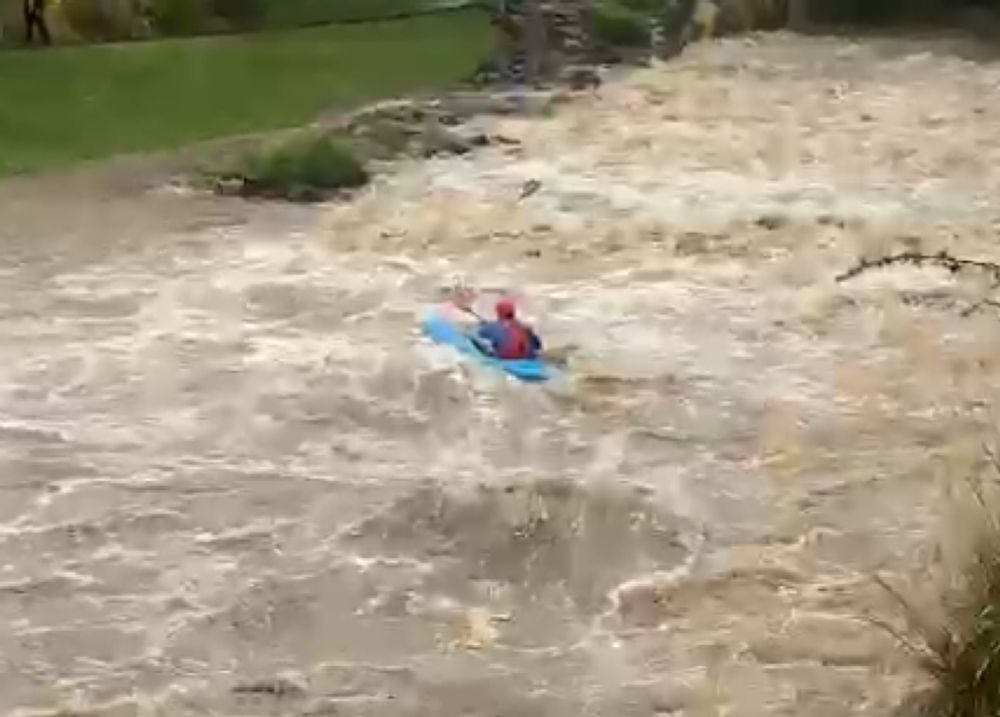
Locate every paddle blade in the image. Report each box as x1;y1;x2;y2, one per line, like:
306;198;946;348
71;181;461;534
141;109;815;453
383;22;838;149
450;284;478;313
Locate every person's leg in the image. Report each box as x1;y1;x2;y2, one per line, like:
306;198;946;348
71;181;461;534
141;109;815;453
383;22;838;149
23;0;33;42
36;0;51;45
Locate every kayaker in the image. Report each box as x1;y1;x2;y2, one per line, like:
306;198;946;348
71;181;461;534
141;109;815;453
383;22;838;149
474;298;542;360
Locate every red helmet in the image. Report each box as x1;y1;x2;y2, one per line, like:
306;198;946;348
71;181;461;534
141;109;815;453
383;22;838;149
495;297;516;320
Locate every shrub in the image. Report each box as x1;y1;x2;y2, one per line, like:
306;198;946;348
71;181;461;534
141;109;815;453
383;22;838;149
593;0;651;46
210;0;266;30
146;0;210;35
240;134;369;201
258;0;428;28
618;0;665;17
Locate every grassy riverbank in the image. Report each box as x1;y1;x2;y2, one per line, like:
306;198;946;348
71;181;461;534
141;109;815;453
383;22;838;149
0;8;493;176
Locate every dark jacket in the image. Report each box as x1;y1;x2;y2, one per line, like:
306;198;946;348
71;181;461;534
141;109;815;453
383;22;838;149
476;319;542;359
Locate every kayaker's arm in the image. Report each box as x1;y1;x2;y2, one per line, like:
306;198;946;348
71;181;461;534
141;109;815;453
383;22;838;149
470;322;495;355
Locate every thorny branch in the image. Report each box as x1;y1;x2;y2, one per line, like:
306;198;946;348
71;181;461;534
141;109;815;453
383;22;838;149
836;250;1000;316
960;297;1000;318
836;250;1000;284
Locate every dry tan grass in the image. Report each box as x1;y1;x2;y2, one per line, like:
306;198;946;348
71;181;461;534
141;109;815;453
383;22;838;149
870;456;1000;717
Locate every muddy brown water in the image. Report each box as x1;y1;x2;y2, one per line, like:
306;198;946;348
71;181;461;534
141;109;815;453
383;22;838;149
3;32;1000;717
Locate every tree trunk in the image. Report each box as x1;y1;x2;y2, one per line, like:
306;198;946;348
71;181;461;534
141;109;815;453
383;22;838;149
523;0;547;85
787;0;810;31
659;0;697;58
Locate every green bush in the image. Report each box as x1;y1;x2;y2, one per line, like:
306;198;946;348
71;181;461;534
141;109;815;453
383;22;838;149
147;0;211;35
593;0;650;46
241;134;369;201
618;0;665;17
259;0;427;28
210;0;266;30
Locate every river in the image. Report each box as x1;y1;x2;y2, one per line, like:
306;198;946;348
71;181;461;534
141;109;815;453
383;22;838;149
2;31;1000;717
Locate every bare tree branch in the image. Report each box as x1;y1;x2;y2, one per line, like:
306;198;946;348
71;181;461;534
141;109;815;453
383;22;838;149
961;298;1000;317
836;250;1000;284
837;250;1000;317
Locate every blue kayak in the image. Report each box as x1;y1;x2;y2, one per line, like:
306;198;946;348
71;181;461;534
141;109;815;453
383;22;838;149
421;307;555;383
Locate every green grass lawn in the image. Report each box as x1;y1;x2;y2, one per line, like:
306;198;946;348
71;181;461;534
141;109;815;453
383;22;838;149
0;8;494;176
